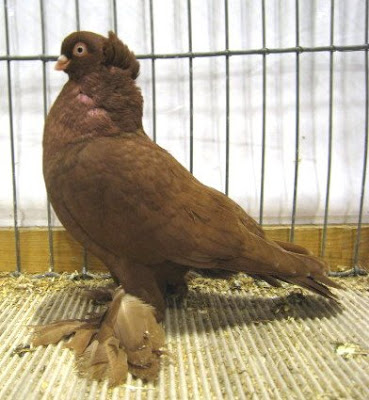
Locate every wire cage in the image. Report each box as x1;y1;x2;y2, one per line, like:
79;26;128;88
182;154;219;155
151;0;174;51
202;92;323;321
1;0;368;276
1;0;369;398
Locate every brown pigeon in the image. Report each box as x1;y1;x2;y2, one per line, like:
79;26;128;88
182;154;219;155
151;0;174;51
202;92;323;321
36;30;341;385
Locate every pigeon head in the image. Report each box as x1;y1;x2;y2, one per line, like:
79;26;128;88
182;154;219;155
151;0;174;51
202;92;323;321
55;31;140;80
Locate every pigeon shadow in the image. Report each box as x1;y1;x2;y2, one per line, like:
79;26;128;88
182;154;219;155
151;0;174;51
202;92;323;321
29;282;342;339
166;288;343;336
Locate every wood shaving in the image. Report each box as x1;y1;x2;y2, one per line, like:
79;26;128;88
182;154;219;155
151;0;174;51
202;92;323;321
335;342;369;359
0;272;112;300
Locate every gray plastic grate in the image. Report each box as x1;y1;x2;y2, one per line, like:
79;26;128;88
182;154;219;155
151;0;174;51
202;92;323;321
0;276;368;399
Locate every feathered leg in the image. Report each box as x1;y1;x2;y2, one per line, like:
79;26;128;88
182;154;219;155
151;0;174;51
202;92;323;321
32;287;165;385
83;283;116;304
111;261;167;322
151;261;190;298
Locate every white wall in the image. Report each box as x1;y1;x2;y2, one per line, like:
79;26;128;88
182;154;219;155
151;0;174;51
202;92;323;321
1;0;368;227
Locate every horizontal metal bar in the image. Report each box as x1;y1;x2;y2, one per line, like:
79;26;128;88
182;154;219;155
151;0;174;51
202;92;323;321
1;43;369;62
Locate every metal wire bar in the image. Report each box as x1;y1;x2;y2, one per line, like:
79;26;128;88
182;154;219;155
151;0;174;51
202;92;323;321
2;4;368;276
187;0;194;173
149;0;157;142
353;0;369;271
112;0;117;33
224;0;230;195
4;0;21;273
290;0;301;242
39;0;55;272
321;0;335;258
75;0;80;31
259;0;267;225
1;44;369;63
73;0;90;274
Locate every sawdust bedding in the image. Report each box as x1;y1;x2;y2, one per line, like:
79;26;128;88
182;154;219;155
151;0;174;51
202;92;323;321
0;270;367;299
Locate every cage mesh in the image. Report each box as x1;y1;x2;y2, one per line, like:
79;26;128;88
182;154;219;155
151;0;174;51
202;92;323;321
1;1;368;272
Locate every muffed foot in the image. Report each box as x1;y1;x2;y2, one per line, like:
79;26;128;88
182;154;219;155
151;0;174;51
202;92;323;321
32;288;165;386
82;284;116;304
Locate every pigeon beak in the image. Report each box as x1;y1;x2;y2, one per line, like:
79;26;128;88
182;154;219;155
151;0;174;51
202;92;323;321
55;55;71;71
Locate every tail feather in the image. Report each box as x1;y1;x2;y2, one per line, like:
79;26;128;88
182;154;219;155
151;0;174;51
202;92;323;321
272;245;343;299
279;275;339;300
214;240;343;300
259;243;342;300
250;274;283;288
313;274;342;290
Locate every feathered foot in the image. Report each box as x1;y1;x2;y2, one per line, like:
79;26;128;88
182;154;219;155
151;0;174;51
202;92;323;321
32;288;165;386
83;284;116;304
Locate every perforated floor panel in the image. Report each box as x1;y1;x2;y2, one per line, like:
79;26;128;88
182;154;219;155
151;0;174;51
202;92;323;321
0;274;368;399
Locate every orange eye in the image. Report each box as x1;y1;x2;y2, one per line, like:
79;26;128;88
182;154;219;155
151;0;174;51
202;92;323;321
73;42;88;57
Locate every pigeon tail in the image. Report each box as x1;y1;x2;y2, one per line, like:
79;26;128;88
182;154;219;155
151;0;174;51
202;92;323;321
232;246;342;301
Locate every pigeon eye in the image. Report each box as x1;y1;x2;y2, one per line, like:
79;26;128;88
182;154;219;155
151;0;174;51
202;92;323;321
73;42;88;57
